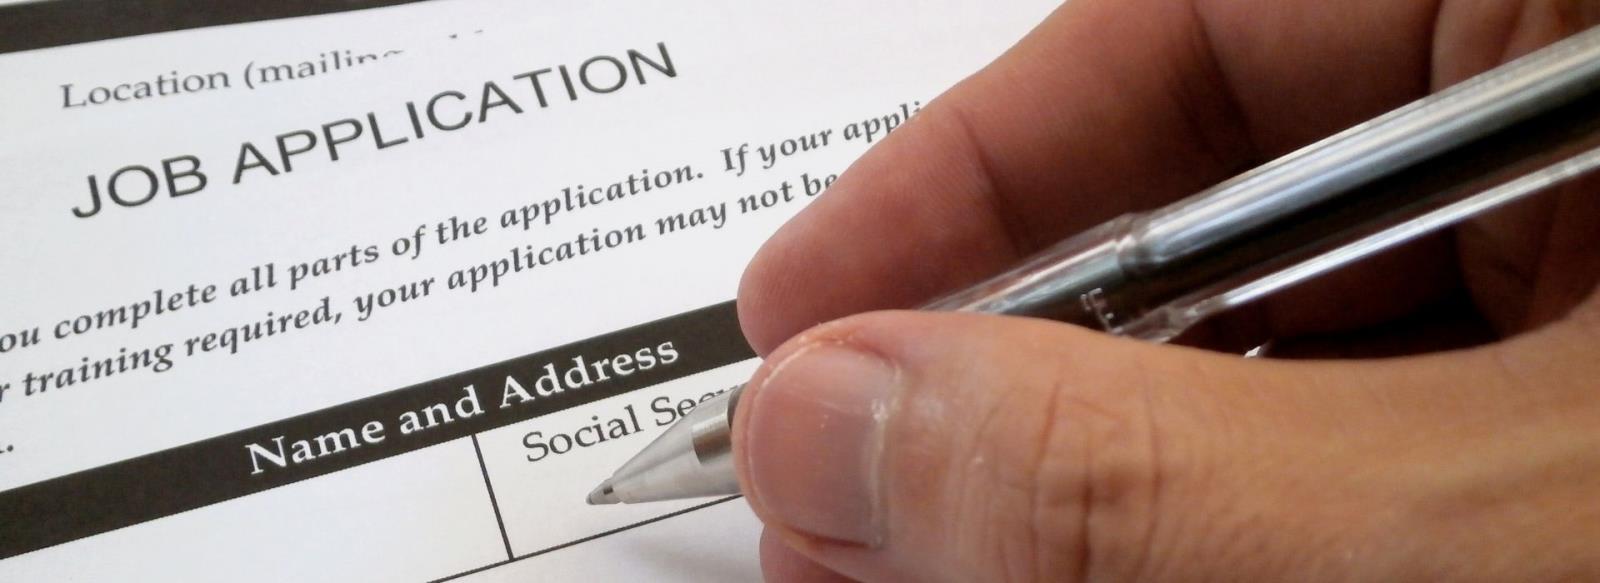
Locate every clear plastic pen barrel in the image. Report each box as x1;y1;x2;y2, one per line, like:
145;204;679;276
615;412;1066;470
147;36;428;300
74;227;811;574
927;24;1600;342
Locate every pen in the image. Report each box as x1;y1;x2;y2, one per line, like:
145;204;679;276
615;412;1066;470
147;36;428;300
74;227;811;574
587;24;1600;506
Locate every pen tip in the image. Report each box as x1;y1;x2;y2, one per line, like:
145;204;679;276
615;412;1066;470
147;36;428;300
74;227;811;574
586;479;620;505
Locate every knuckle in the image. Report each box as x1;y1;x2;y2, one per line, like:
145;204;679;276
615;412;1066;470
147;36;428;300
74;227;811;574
1054;367;1171;582
939;357;1172;582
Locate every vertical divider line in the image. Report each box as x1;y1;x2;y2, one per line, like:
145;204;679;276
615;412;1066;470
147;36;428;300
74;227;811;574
470;433;515;561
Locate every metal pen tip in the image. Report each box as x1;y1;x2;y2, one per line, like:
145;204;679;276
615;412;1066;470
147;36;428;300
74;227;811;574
586;479;620;505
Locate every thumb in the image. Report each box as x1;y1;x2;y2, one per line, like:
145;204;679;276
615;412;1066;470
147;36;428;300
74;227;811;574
731;310;1600;582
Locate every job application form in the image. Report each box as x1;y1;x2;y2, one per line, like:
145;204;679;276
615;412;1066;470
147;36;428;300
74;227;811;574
0;1;1055;580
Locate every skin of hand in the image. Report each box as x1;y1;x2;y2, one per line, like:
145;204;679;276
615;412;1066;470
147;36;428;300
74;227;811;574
729;1;1600;581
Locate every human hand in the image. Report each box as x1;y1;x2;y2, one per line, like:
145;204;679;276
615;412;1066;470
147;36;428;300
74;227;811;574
732;1;1600;581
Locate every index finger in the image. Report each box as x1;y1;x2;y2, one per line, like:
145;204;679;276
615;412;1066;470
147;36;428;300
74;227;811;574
737;0;1444;353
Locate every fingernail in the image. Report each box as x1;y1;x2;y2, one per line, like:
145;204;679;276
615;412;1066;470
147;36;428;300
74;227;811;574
744;342;896;546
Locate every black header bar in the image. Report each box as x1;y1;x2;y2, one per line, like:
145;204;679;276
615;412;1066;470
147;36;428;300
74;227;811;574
0;301;753;560
0;0;428;54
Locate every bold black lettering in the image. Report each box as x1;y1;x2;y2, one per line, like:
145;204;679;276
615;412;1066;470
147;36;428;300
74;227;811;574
106;166;159;207
162;155;207;197
233;142;280;184
73;176;103;218
274;130;318;172
628;42;678;83
478;81;523;122
426;91;471;131
578;56;628;94
321;119;364;161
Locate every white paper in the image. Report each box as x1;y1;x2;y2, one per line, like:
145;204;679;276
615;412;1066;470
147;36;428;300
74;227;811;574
0;1;1055;580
